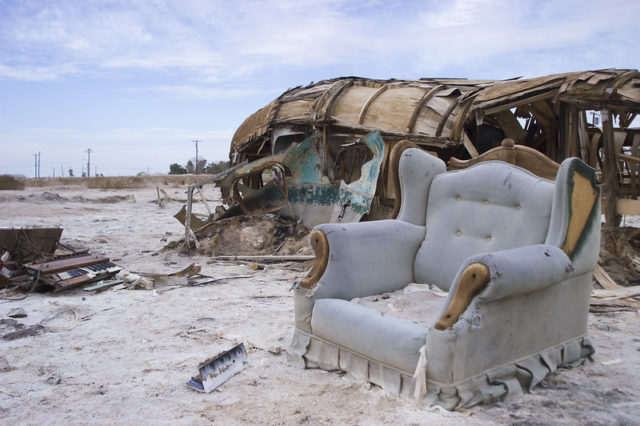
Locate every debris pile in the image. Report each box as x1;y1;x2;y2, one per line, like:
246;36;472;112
0;227;122;295
168;214;311;257
591;226;640;312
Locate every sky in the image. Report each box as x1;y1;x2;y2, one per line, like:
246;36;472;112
0;0;638;177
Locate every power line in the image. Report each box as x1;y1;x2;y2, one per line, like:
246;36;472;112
192;140;202;174
85;148;93;178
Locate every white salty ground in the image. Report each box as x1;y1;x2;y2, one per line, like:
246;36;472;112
0;183;639;425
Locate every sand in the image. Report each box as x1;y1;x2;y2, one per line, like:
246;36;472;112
0;183;639;425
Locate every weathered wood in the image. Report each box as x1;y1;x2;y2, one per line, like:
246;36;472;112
388;140;421;219
592;285;640;299
435;95;461;137
299;230;329;289
593;264;623;289
601;110;621;226
578;111;589;162
435;263;490;330
493;110;526;143
561;171;599;257
358;84;388;124
215;255;315;262
617;198;640;216
405;85;443;133
462;133;479;158
448;138;560;180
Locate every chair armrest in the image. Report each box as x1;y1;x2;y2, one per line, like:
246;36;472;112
298;220;425;301
435;245;573;330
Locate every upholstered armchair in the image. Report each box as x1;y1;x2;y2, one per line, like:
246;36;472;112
289;147;600;410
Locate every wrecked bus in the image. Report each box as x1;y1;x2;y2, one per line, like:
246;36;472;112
182;69;640;244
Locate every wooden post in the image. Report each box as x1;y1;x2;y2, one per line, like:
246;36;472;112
601;110;621;226
557;103;567;162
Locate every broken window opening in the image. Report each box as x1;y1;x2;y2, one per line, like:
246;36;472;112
333;142;374;184
231;163;290;216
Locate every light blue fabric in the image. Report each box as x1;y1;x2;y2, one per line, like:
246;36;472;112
414;161;554;290
312;298;428;373
311;220;425;301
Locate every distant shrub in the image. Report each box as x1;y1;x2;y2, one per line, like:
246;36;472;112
87;176;146;189
0;175;25;190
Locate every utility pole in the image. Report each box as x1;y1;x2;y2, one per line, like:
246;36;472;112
37;152;41;178
192;140;201;174
33;154;37;178
85;148;93;178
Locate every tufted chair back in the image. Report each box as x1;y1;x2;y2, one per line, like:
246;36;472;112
412;161;555;291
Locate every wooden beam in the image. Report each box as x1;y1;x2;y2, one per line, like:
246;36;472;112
593;264;623;290
567;105;579;158
617;198;640;216
435;96;461;137
493;110;526;143
358;84;388;125
462;133;479;158
450;97;475;142
405;85;443;133
601;109;621;226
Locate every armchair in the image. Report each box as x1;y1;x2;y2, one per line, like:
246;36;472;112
289;147;600;409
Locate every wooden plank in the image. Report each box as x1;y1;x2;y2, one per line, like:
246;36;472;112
592;285;640;299
493;110;526;143
462;133;480;158
593;264;623;289
358;84;388;124
578;111;589;162
435;95;461;137
405;85;443;133
214;255;315;262
27;254;107;274
617;198;640;216
601;109;620;226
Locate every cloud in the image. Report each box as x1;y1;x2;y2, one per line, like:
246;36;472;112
0;0;638;84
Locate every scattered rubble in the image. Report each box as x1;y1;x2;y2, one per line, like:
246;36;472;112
169;214;310;257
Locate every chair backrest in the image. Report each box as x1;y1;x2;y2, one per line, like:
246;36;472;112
413;161;555;290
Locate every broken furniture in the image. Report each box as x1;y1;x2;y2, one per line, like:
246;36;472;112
0;227;121;292
289;148;601;409
27;254;121;292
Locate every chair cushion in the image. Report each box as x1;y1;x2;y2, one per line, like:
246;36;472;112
311;298;428;373
414;161;554;290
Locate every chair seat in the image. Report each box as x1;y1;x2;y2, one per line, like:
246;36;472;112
311;298;429;373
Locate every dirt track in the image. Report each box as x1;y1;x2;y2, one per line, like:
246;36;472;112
0;183;639;425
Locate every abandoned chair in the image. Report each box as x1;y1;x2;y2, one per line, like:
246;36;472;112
289;147;600;410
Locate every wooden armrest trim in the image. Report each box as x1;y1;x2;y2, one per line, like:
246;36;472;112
389;140;420;219
435;263;490;331
561;161;600;258
299;230;329;289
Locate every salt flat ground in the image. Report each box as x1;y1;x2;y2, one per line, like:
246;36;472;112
0;184;638;425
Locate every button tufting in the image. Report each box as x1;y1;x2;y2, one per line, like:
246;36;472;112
486;235;492;242
456;194;462;200
484;200;490;205
515;204;522;210
456;230;462;236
